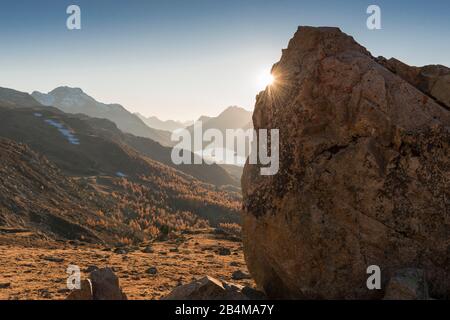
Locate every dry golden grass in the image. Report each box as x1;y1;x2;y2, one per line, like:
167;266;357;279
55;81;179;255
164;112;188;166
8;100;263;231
0;229;254;300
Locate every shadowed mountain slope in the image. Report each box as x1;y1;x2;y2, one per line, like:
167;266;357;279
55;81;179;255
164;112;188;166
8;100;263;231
0;87;42;108
32;87;173;147
0;90;242;244
1;88;238;187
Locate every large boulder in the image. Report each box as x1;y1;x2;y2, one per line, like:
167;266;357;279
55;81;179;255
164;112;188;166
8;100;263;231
242;26;450;299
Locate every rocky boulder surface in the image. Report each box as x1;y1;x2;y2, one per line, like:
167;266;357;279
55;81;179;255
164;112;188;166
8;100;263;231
242;26;450;299
66;280;93;300
163;276;265;300
377;57;450;110
66;268;127;300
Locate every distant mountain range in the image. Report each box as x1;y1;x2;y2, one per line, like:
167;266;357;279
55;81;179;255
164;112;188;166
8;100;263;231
0;87;243;244
32;86;252;171
2;87;239;188
0;87;42;108
135;113;193;132
186;106;253;167
32;87;173;147
187;106;252;136
136;106;252;134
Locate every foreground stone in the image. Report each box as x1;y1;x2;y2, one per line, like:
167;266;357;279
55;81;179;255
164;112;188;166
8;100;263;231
142;246;154;253
384;269;429;300
66;280;93;300
232;270;251;280
42;256;64;263
0;282;11;289
90;268;127;300
242;26;450;299
66;268;127;300
163;276;265;300
217;247;231;256
146;267;158;275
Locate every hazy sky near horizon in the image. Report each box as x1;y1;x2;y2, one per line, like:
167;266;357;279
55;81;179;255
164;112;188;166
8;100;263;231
1;0;449;121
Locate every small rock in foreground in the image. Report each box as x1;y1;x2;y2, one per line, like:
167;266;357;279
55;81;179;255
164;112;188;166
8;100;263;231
217;247;231;256
90;267;127;300
0;282;11;289
146;267;158;275
163;276;265;300
42;256;64;263
66;279;93;300
232;270;252;280
66;268;127;300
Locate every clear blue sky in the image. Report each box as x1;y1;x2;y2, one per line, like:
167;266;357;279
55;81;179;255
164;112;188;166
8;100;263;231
1;0;449;121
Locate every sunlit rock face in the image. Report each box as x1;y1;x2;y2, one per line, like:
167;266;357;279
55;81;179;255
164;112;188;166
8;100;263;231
242;26;450;299
376;57;450;110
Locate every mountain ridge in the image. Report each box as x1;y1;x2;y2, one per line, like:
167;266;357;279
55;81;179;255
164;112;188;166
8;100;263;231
32;87;173;147
0;90;239;187
135;113;193;132
0;87;42;109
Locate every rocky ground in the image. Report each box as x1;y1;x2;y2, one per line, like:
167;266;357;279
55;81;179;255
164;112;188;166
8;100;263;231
0;229;254;300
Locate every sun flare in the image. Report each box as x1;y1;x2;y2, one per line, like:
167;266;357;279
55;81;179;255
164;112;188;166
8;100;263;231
257;69;275;90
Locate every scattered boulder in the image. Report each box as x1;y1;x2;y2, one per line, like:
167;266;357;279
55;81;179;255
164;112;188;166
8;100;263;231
128;246;139;252
66;280;93;300
39;289;52;299
0;282;11;289
163;276;253;300
242;26;450;299
141;246;154;253
232;270;251;280
42;256;64;263
89;268;127;300
84;265;99;273
217;247;231;256
146;267;158;275
384;269;429;300
113;248;127;255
